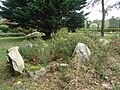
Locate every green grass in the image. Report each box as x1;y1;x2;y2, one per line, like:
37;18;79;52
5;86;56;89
0;36;32;60
0;48;6;60
0;36;34;89
0;36;34;48
0;36;32;81
0;36;37;90
0;48;12;88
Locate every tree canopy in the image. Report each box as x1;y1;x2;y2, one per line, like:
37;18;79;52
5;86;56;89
109;16;119;28
0;0;87;35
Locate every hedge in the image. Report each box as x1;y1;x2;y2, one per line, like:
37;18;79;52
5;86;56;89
0;33;25;37
0;25;9;33
80;28;120;32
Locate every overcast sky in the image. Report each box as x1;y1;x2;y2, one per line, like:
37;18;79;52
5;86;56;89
84;0;120;21
0;0;120;21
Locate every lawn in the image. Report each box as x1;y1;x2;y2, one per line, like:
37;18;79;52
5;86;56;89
0;36;34;90
0;36;31;83
0;36;30;62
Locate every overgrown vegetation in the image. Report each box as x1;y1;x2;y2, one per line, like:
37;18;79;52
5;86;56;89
19;28;96;65
0;28;120;89
0;24;10;33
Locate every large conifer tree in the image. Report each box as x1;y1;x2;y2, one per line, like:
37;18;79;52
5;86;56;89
0;0;87;35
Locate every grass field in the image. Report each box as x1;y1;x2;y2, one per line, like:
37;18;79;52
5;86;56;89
0;36;29;60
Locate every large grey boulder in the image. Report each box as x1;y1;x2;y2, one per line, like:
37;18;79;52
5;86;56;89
73;43;91;62
7;46;25;74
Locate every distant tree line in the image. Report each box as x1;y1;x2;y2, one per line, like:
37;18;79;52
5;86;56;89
86;16;120;29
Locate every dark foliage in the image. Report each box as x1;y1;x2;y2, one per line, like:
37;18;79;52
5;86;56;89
0;0;86;35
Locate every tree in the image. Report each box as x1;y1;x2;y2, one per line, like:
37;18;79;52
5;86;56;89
101;0;105;36
93;19;102;29
65;11;85;32
109;16;119;28
93;19;109;29
86;0;105;36
90;23;98;29
87;0;120;36
0;0;87;36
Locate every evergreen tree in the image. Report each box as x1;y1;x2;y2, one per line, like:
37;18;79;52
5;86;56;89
0;0;87;35
65;12;85;32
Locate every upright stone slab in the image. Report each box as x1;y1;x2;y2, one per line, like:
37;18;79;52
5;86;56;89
73;43;91;62
7;46;25;74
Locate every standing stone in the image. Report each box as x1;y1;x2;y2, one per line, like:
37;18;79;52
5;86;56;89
73;43;91;62
7;46;25;74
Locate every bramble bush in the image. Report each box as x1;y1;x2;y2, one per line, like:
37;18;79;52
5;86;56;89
19;28;119;78
19;28;103;65
0;24;10;33
19;39;49;65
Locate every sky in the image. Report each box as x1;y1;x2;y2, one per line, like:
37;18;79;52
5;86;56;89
84;0;120;21
0;0;120;21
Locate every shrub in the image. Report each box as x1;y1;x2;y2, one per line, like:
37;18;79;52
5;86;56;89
89;23;98;29
18;28;120;89
19;39;50;65
19;28;97;65
105;28;120;32
0;30;2;33
19;28;114;63
13;27;33;34
0;25;9;33
50;28;97;61
110;37;120;55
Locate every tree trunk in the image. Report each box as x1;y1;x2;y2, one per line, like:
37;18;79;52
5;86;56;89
101;0;105;37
